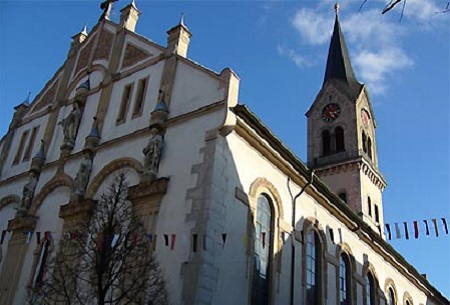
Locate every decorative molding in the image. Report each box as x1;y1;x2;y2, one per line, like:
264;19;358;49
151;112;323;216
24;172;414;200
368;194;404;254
314;159;386;191
248;177;284;219
29;173;73;216
0;195;20;211
59;198;96;221
128;177;169;200
85;157;142;198
7;215;37;232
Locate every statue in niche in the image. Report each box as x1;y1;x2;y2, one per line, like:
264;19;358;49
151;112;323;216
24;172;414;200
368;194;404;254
18;172;38;214
73;151;93;196
142;127;164;178
59;102;82;147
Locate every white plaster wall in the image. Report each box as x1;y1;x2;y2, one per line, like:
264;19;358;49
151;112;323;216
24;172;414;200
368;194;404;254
13;186;69;305
0;202;19;274
170;61;226;118
101;62;164;143
32;168;58;198
150;110;225;304
2;115;49;179
361;172;384;228
219;130;433;305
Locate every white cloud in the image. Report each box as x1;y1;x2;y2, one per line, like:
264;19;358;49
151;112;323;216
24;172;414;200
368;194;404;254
280;2;421;95
354;47;413;94
277;45;314;68
292;9;332;45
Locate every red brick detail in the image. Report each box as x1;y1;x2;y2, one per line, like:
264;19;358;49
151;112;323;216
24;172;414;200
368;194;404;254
94;30;114;61
74;34;96;75
30;79;59;113
121;44;151;69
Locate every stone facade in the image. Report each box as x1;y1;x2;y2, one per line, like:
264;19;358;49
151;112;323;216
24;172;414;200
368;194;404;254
0;3;448;305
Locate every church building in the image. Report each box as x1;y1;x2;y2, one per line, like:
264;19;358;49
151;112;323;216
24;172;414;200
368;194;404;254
0;2;448;305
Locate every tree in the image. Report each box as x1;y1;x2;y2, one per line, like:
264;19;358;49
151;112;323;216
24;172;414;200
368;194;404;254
29;174;169;305
360;0;450;15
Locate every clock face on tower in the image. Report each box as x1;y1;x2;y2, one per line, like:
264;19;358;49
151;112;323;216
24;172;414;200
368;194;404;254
321;103;341;122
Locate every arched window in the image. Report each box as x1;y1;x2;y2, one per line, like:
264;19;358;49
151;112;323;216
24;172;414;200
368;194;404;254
368;197;372;217
362;132;367;153
387;287;396;305
33;239;51;288
251;195;273;305
365;272;375;305
405;301;411;305
367;137;373;160
335;126;345;152
339;254;351;305
306;230;321;305
338;193;347;203
322;130;331;156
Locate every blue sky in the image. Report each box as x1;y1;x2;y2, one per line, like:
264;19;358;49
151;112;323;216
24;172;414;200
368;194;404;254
1;0;449;298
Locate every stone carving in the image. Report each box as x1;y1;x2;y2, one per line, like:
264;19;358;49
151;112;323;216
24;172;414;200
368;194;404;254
73;151;93;196
18;172;38;215
142;127;164;180
59;102;82;148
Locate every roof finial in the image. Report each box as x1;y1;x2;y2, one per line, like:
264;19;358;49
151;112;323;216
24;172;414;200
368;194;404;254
81;25;88;36
334;1;340;16
179;13;185;26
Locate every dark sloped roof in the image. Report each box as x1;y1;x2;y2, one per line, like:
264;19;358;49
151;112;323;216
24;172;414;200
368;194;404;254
323;14;362;97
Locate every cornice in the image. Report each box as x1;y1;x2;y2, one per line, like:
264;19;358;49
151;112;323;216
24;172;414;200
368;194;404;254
314;157;386;191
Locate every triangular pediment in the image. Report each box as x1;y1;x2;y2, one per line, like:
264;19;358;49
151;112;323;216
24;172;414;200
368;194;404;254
121;43;153;69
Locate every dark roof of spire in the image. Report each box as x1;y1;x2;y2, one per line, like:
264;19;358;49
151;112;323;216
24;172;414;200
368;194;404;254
323;14;362;97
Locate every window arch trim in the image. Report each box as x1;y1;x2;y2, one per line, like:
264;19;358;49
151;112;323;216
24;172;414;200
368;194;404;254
302;217;327;305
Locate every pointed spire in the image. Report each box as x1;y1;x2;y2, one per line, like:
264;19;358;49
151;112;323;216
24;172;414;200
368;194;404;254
323;5;361;95
81;25;88;36
87;117;101;139
14;92;31;110
179;13;186;27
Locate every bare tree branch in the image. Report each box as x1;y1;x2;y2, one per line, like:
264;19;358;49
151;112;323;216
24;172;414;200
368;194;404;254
29;174;169;305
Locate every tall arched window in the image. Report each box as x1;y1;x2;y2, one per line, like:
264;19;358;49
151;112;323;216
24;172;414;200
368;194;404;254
368;197;372;217
322;130;331;156
339;254;351;305
367;137;373;160
251;195;273;305
306;230;321;305
362;131;367;153
338;192;347;203
365;272;375;305
387;287;396;305
33;239;51;288
335;126;345;152
405;301;411;305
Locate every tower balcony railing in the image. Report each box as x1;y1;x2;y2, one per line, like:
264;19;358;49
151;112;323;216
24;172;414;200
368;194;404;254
308;149;375;169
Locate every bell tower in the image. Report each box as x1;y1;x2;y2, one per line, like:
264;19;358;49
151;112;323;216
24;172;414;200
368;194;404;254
306;4;387;236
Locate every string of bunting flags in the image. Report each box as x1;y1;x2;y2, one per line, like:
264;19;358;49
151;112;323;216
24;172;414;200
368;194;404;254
1;217;447;249
384;217;448;240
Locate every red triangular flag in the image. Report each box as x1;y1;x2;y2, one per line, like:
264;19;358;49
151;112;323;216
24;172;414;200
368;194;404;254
413;221;419;239
170;234;176;250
